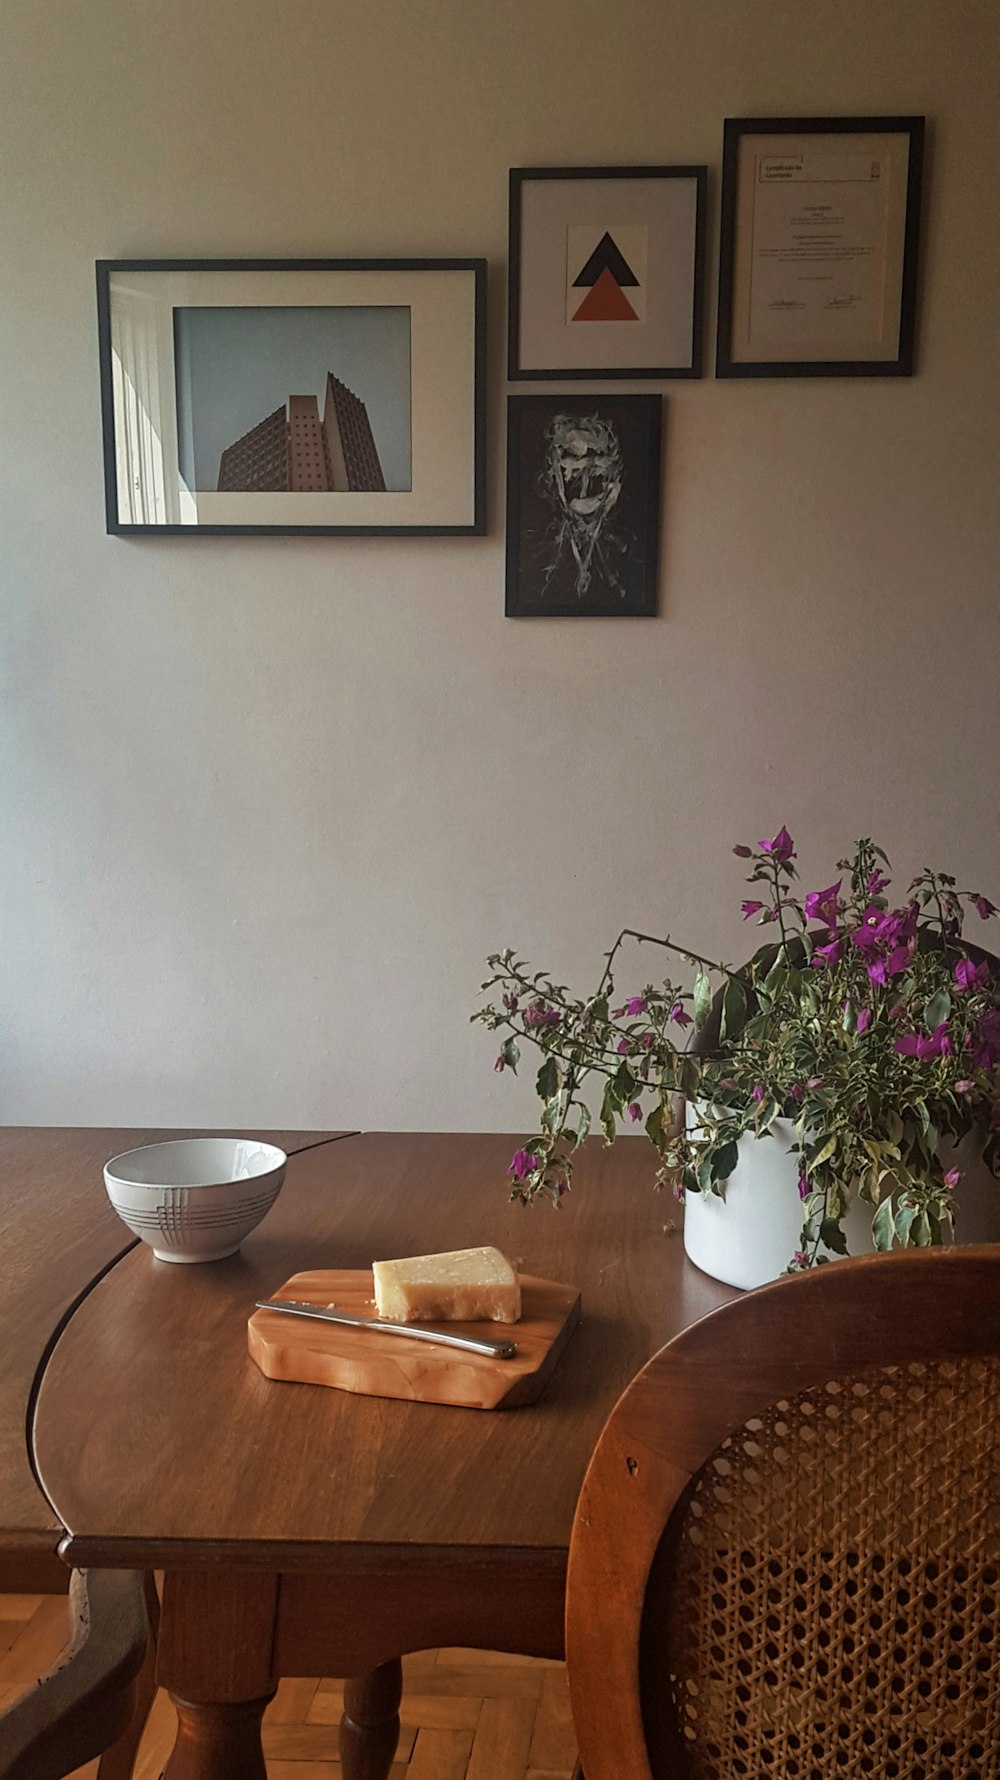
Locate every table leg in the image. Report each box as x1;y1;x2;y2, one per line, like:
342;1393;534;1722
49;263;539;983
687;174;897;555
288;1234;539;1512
163;1693;275;1779
156;1571;279;1780
339;1659;403;1780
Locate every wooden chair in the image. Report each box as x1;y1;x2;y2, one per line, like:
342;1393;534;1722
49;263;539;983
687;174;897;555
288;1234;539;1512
0;1569;157;1780
566;1246;1000;1780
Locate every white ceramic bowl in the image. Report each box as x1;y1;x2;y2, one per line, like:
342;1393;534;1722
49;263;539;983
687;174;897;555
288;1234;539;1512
103;1137;287;1263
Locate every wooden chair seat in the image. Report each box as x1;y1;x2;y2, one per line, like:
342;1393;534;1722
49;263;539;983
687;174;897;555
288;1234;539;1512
0;1569;156;1780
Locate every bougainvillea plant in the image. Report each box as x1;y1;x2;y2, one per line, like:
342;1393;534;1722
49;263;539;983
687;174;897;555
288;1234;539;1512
474;832;1000;1268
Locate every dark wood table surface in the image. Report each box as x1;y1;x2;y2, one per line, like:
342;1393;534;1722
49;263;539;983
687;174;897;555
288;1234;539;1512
0;1128;350;1592
28;1130;738;1780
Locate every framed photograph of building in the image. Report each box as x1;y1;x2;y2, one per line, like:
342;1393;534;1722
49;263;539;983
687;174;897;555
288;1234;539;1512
96;259;486;535
716;117;924;377
505;394;662;618
508;167;706;380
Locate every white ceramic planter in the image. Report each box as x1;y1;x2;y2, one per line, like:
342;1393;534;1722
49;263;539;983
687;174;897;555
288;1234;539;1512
682;1106;1000;1290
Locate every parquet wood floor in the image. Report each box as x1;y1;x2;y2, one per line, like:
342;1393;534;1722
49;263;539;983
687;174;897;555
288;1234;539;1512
0;1593;579;1780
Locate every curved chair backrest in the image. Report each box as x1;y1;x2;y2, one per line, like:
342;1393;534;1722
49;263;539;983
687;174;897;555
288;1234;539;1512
0;1568;155;1780
566;1247;1000;1780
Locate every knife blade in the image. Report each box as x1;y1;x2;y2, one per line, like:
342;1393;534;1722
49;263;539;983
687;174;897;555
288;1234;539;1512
254;1298;518;1360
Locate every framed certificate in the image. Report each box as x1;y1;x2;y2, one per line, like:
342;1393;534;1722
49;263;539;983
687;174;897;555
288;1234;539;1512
716;117;924;378
508;166;706;380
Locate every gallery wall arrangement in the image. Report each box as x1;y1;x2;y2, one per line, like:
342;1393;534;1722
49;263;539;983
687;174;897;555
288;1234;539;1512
95;118;924;621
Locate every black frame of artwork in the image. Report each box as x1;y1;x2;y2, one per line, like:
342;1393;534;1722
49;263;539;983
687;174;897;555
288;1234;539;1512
96;257;488;536
508;166;707;380
716;116;925;378
505;394;662;619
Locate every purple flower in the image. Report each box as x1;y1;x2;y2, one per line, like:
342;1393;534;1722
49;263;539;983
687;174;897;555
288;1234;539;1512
894;1021;953;1061
641;1032;656;1048
852;901;918;958
888;1002;906;1019
507;1149;538;1181
732;844;753;858
955;1078;975;1093
613;995;647;1018
797;1169;810;1201
867;960;889;987
741;899;764;920
792;1250;809;1269
886;943;913;978
616;1038;630;1055
812;938;843;968
804;880;842;929
494;1055;506;1073
955;957;991;992
969;1009;1000;1070
502;993;519;1013
627;1102;642;1123
856;1006;873;1034
974;896;997;921
807;1076;823;1089
758;825;795;862
790;1083;805;1104
944;1168;962;1189
523;1000;560;1030
670;1001;693;1028
867;870;891;896
752;1084;765;1103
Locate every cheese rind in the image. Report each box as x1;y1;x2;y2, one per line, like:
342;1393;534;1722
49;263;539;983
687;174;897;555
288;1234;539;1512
372;1246;521;1325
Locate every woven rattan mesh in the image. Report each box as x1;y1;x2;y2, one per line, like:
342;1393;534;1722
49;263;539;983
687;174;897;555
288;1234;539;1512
663;1357;1000;1780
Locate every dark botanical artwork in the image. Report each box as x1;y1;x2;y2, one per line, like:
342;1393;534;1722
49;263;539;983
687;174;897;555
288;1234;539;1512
505;395;661;618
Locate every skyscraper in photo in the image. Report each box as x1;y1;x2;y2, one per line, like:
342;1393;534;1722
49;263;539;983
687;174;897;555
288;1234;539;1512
217;373;386;493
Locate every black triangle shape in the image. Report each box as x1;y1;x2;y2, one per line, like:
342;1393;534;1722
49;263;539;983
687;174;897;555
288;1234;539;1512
572;231;640;288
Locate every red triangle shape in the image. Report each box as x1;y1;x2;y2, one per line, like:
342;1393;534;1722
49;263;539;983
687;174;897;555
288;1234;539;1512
572;264;639;322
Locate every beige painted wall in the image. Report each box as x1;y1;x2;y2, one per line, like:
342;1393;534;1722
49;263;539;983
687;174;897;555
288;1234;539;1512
1;0;998;1129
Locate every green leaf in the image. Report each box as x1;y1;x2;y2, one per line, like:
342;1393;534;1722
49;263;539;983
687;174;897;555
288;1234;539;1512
644;1101;664;1151
872;1196;896;1251
711;1140;740;1183
573;1101;592;1148
693;967;712;1032
501;1037;520;1073
912;1210;933;1246
720;977;746;1042
820;1218;849;1256
541;1093;563;1137
894;1200;918;1245
600;1079;618;1146
679;1056;701;1100
924;989;952;1029
809;1136;837;1170
536;1056;559;1102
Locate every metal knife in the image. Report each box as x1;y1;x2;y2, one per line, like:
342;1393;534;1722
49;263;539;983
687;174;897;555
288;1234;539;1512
254;1298;518;1360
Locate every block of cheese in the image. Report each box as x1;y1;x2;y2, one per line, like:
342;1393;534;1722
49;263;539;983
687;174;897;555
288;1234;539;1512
372;1246;521;1325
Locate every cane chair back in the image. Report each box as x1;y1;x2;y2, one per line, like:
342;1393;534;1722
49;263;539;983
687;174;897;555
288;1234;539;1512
566;1246;1000;1780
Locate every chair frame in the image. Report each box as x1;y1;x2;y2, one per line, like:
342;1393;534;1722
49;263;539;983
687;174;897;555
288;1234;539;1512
565;1245;1000;1780
0;1568;157;1780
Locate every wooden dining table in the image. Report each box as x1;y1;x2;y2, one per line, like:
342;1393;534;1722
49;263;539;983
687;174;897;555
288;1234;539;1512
16;1128;739;1779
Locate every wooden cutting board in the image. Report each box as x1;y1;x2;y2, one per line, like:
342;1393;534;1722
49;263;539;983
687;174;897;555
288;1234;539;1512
247;1268;581;1410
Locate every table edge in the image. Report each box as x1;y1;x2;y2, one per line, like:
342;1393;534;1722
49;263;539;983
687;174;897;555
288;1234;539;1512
22;1131;360;1561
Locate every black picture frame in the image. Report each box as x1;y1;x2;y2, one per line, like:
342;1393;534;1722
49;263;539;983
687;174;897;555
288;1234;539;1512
716;116;924;378
508;167;706;380
96;258;487;536
505;394;662;618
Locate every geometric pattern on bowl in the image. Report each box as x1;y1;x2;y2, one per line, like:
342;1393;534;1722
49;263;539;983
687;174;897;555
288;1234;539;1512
103;1138;286;1264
